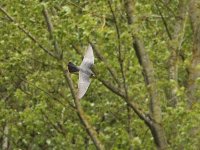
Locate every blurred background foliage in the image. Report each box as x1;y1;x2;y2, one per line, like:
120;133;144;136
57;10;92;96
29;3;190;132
0;0;200;149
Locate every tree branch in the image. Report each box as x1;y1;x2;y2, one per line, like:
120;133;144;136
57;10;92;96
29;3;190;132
62;68;105;150
155;1;172;40
72;42;154;131
42;5;62;59
124;0;168;148
41;5;105;149
108;0;128;99
73;43;121;86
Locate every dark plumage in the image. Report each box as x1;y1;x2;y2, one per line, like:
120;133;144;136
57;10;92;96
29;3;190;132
68;62;79;73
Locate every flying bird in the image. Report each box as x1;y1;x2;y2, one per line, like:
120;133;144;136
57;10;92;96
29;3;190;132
68;44;94;99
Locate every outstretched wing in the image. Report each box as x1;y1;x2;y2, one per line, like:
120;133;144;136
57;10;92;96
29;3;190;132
77;71;90;99
80;44;94;69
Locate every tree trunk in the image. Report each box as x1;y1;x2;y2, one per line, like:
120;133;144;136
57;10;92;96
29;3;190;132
187;0;200;106
124;0;168;149
133;38;168;149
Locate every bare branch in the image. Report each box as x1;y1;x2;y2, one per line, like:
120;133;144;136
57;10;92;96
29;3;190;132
124;0;135;24
62;68;105;150
155;1;172;40
40;5;105;149
157;0;177;18
108;0;129;100
108;0;121;54
124;0;168;148
42;5;62;59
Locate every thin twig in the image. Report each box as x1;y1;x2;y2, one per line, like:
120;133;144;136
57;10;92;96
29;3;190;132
108;0;121;53
108;4;130;135
157;0;177;18
155;1;172;40
108;0;129;98
42;5;62;59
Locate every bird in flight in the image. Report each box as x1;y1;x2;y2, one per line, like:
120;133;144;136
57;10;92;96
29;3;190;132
68;44;94;99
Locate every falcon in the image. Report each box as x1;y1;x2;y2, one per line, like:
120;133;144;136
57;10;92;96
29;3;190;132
68;44;94;99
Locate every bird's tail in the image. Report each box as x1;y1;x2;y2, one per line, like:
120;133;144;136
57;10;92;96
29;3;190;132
68;62;79;73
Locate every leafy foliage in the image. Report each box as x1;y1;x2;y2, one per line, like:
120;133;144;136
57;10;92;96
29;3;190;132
0;0;200;149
